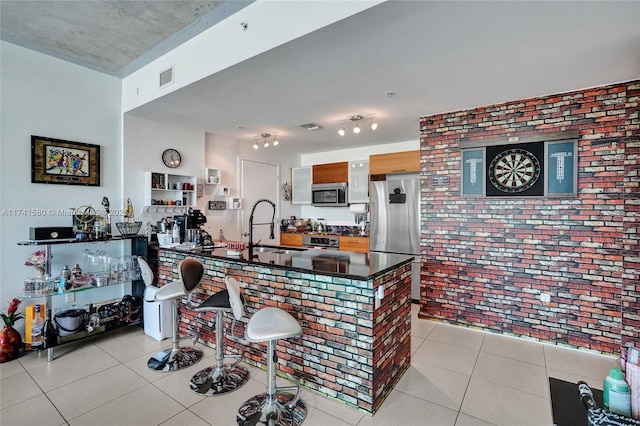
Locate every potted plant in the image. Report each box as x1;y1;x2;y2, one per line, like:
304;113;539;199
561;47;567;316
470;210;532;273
0;298;24;362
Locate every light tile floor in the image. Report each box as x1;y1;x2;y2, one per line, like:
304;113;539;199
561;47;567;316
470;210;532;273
1;304;617;425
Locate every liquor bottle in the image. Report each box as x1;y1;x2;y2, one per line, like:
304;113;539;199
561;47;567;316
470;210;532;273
43;309;56;348
31;305;44;348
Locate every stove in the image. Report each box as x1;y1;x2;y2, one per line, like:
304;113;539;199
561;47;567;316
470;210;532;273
302;235;339;250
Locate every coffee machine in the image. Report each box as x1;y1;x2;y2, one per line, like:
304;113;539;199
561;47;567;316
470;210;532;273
174;208;209;244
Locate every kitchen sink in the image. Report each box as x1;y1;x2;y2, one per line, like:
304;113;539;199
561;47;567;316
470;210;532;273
251;245;307;254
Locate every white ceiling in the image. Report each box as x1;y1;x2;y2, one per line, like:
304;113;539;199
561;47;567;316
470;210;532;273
2;1;639;155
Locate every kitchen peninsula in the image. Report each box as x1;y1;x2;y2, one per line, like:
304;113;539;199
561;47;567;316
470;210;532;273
153;244;413;415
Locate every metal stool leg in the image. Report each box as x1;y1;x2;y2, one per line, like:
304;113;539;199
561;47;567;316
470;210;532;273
190;310;249;395
148;299;203;371
237;340;306;426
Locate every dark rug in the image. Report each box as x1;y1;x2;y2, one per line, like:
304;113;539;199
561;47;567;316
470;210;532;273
550;377;603;426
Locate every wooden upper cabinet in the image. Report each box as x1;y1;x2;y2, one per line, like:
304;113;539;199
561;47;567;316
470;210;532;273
369;150;420;175
312;162;349;184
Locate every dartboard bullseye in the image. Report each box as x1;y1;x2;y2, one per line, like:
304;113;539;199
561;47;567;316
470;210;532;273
489;148;541;193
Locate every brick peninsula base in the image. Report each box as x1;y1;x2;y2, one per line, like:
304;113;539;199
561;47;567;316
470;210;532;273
154;247;412;415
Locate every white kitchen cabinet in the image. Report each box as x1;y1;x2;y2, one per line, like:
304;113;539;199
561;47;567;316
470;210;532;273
292;166;312;204
144;171;197;211
348;160;369;203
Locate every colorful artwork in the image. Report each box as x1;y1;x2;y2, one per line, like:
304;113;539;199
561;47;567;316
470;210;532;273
45;145;90;176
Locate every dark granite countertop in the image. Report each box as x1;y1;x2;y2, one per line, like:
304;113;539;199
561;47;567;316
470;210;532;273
155;244;413;280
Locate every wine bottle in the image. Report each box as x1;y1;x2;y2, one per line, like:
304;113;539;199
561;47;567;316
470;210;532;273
43;309;56;348
31;305;44;348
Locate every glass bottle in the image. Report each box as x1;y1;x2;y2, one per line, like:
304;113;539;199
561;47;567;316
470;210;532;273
43;309;56;348
31;305;44;348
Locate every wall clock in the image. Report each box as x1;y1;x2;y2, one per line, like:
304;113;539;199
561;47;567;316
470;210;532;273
162;148;181;168
488;147;541;193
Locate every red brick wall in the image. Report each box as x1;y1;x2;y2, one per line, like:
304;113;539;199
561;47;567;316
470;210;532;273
419;80;639;355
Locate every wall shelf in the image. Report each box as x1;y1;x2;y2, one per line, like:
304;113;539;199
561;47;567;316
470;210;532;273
144;171;197;208
204;168;221;185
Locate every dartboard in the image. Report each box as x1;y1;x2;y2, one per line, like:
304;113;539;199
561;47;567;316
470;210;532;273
489;148;541;192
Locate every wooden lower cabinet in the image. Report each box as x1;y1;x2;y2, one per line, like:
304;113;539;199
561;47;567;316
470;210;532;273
280;233;303;247
340;236;369;253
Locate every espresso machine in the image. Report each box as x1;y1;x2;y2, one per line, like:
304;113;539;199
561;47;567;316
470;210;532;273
174;208;211;245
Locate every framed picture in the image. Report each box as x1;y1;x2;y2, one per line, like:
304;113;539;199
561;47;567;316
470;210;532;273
461;148;484;196
31;135;100;186
546;140;577;196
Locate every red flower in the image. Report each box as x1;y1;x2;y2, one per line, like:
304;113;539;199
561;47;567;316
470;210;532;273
1;298;24;326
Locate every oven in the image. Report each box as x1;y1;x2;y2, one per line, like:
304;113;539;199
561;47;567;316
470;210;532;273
302;235;340;250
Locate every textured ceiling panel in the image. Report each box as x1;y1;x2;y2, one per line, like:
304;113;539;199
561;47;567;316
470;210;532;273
0;0;235;75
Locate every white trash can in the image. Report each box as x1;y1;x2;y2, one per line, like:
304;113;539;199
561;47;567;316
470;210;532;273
143;286;172;341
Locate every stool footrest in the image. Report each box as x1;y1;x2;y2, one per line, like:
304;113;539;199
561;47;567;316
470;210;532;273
278;373;301;409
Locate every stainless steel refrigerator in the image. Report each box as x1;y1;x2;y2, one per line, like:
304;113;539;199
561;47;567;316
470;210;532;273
369;173;421;301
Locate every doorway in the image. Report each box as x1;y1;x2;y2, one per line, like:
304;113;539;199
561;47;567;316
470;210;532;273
240;159;280;246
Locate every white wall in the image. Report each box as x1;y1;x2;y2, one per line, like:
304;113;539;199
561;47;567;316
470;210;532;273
0;42;123;334
121;120;300;243
123;114;206;232
200;133;301;242
299;140;419;224
122;0;382;112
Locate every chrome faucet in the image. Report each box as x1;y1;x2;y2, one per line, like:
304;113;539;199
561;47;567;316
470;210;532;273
248;199;276;252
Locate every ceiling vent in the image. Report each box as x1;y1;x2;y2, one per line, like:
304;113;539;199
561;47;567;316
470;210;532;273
159;65;175;88
298;122;321;131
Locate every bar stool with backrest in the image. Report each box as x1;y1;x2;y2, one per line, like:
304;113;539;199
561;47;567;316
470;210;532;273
147;257;204;371
189;276;250;395
237;306;306;426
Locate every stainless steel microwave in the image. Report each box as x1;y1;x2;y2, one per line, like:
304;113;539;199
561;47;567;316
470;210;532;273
311;183;348;207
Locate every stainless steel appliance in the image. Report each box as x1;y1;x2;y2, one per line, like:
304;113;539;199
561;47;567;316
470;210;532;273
369;173;421;301
311;183;348;207
302;235;339;250
312;252;350;273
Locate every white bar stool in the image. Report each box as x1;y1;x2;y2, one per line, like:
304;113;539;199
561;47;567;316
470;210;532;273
189;276;250;395
147;257;204;371
237;307;306;426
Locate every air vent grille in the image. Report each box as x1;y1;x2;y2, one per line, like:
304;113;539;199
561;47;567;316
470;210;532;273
299;122;321;131
159;66;174;88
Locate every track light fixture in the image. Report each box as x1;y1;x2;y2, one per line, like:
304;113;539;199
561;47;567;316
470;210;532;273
338;114;378;136
253;132;279;149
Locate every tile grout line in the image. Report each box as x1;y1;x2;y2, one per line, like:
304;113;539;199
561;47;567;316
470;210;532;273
452;332;485;425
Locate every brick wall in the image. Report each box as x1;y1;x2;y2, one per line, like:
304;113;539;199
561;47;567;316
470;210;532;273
155;249;411;414
419;80;639;355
